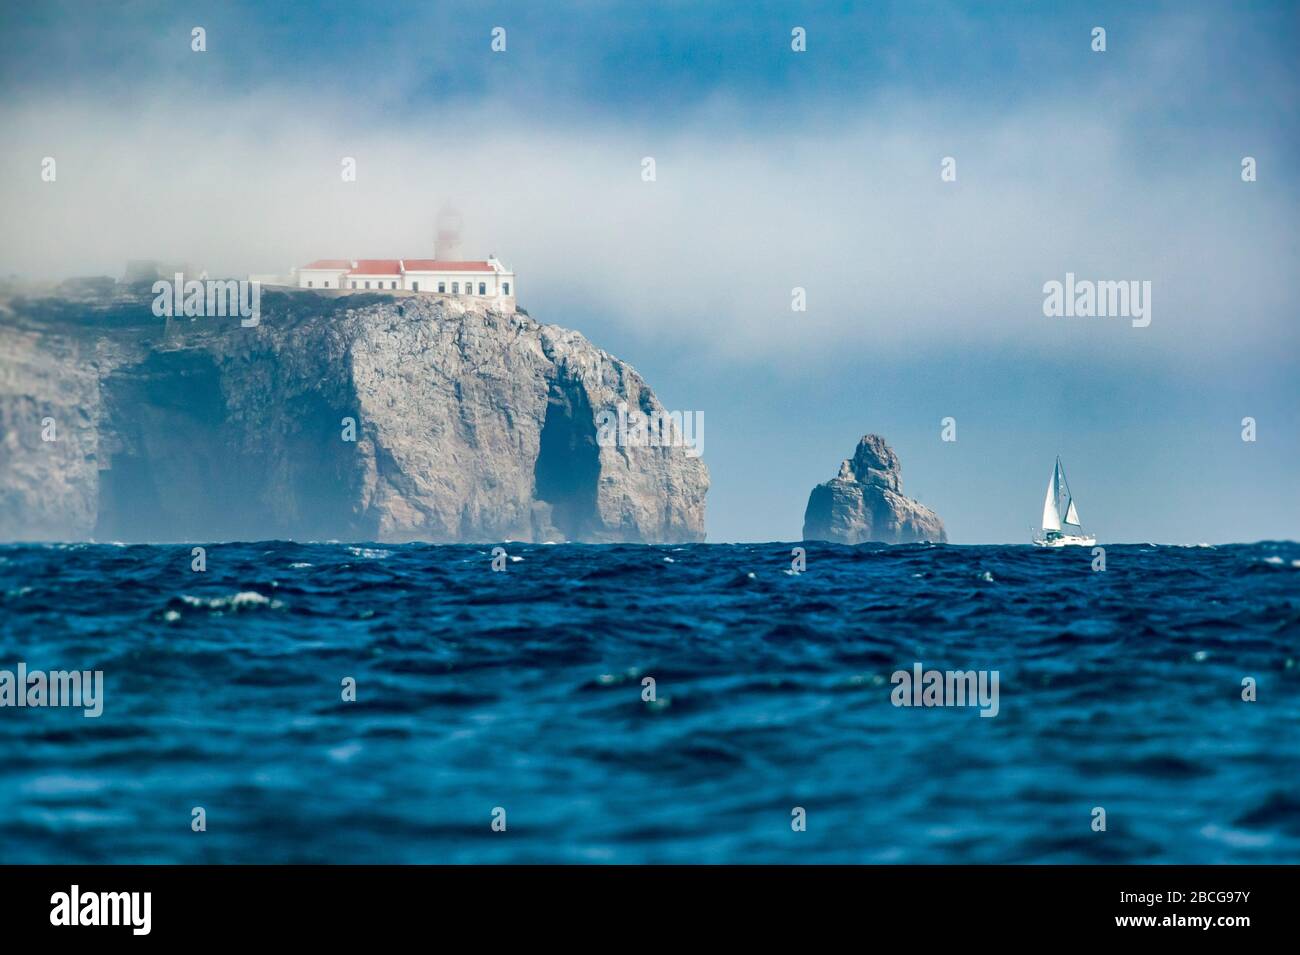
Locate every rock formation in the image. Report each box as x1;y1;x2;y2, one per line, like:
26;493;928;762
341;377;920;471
0;287;708;543
802;434;946;544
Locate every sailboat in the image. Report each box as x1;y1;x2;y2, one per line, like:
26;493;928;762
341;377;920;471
1033;456;1096;547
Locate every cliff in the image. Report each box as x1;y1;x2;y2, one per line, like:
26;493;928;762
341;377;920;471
0;288;708;543
802;434;946;544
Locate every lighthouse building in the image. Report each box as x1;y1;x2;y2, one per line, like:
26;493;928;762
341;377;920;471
295;209;515;308
297;256;514;300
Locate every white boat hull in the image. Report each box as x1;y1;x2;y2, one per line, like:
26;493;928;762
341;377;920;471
1033;534;1096;548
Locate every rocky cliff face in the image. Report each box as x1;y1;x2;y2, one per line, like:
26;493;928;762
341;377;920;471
0;289;708;543
802;434;946;544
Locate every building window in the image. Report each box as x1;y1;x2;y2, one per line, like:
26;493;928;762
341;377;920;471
412;281;419;292
365;281;371;289
452;282;459;293
503;282;510;295
437;282;445;293
478;282;486;295
307;281;313;287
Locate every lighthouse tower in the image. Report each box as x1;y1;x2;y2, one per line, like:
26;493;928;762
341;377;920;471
435;204;463;261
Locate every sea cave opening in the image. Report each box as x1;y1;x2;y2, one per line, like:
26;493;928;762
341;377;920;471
533;380;601;541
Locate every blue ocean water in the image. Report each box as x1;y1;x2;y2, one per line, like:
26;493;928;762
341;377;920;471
0;541;1296;864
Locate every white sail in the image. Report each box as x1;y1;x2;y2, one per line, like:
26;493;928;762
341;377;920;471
1041;466;1061;532
1034;457;1094;547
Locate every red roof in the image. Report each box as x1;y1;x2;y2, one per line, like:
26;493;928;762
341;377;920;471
299;259;498;274
349;259;402;275
403;260;494;272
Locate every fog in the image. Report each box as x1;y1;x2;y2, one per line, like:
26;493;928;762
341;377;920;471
2;82;1293;366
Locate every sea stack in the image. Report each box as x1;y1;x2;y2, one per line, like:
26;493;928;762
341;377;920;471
802;434;946;544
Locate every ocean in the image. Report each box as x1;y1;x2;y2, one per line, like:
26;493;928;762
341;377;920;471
0;540;1296;864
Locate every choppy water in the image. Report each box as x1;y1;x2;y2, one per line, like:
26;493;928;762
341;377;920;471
0;541;1297;863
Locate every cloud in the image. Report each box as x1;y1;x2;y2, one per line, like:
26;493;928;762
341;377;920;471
0;8;1294;366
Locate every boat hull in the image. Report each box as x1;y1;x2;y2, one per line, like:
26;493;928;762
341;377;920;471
1033;535;1097;547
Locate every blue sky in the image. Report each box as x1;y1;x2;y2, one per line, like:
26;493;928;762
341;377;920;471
1;1;1296;542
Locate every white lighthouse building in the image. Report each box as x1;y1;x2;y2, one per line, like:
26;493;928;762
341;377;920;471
295;208;515;309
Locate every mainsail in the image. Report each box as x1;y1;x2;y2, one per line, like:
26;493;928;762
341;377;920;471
1041;465;1062;532
1041;457;1084;532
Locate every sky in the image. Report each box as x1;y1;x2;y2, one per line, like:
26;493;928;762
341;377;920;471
1;0;1296;543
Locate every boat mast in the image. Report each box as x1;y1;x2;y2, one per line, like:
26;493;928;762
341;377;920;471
1056;455;1072;506
1057;456;1084;531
